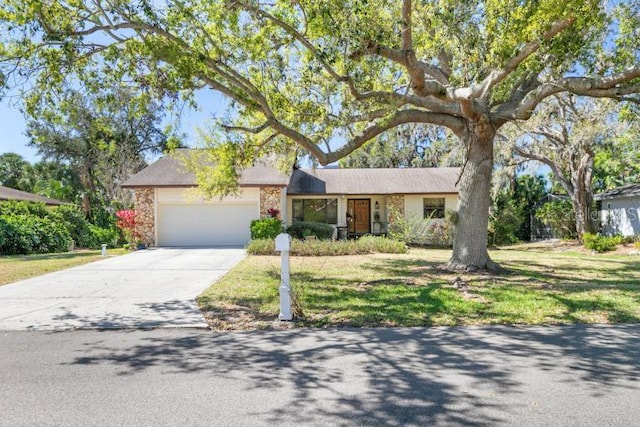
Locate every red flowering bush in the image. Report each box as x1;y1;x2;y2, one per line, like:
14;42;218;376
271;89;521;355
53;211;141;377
267;207;280;218
116;210;142;249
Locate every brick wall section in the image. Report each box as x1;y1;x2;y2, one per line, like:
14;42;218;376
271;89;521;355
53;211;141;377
387;194;405;227
134;187;155;247
260;186;283;218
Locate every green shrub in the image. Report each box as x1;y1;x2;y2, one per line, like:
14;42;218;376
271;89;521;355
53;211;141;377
50;204;97;248
89;224;119;248
246;238;276;254
0;214;72;255
388;211;452;246
355;235;408;254
489;199;524;245
286;221;335;240
0;217;8;248
535;200;577;240
583;233;622;253
247;236;406;256
620;235;636;245
0;200;50;218
250;217;284;240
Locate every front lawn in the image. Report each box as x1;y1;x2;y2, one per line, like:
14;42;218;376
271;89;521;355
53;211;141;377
197;246;640;330
0;248;128;286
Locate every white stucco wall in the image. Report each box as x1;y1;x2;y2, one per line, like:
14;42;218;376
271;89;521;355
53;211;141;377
404;194;458;219
600;196;640;237
285;193;460;228
156;187;260;204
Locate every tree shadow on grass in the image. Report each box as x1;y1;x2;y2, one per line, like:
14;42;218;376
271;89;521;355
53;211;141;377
64;324;640;425
347;257;640;326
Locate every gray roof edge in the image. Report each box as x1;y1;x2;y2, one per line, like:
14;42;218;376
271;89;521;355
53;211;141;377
594;183;640;200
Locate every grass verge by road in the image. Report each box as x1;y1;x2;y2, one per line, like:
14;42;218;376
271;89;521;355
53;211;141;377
0;248;128;286
198;246;640;330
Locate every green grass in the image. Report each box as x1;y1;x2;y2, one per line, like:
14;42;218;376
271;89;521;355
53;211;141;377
0;248;129;286
198;246;640;330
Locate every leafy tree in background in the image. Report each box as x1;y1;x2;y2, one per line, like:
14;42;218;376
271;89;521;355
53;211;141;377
535;199;577;240
25;161;83;203
508;95;623;239
592;108;640;192
489;174;548;244
341;124;462;168
0;152;86;204
0;152;32;191
1;1;639;270
25;87;178;214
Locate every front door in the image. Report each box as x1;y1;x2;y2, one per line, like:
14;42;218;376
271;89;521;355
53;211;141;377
347;199;370;234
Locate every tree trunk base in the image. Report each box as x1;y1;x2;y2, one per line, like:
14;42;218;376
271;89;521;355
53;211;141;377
446;259;502;273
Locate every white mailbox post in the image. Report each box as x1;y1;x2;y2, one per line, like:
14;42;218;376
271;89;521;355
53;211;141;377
275;233;293;321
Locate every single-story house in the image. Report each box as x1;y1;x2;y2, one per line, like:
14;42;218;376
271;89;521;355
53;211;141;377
0;185;65;206
122;151;460;247
596;183;640;237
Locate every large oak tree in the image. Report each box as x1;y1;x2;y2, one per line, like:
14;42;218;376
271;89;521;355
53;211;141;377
509;95;621;240
1;0;639;270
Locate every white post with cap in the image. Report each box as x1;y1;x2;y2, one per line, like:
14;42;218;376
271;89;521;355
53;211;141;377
275;233;293;321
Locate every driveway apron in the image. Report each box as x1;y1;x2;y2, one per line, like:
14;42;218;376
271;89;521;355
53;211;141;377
0;248;246;331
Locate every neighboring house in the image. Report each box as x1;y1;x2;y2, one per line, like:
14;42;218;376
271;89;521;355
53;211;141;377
596;183;640;237
0;185;65;206
121;151;460;247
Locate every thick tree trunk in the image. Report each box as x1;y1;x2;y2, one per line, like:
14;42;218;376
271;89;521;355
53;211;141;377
569;150;595;240
570;175;594;239
572;196;593;239
447;120;500;271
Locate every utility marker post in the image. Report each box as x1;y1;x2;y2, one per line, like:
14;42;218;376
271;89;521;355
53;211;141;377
275;233;292;321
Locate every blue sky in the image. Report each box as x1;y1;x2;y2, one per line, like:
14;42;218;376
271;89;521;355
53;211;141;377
0;89;227;163
0;101;38;162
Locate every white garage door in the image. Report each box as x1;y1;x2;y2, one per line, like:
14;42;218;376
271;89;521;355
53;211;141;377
157;202;258;246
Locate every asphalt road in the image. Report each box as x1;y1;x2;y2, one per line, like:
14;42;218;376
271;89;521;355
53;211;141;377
1;324;639;426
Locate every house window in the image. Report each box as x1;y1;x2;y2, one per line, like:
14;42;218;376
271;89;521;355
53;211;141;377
423;198;445;219
292;199;338;224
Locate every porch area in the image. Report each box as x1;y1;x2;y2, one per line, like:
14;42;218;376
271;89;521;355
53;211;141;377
286;194;403;238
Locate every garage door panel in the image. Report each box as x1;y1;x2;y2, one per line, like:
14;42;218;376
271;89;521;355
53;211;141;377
158;203;258;246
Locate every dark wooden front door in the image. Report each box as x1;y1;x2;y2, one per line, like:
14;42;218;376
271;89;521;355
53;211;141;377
347;199;370;234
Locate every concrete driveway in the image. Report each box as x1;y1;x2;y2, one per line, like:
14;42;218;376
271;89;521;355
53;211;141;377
0;248;246;331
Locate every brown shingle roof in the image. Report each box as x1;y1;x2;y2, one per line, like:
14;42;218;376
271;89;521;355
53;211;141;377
121;149;460;194
0;186;66;205
287;167;460;195
121;150;291;188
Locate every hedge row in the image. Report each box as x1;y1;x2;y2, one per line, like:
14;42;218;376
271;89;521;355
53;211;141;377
0;215;71;255
0;201;117;255
247;236;407;256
